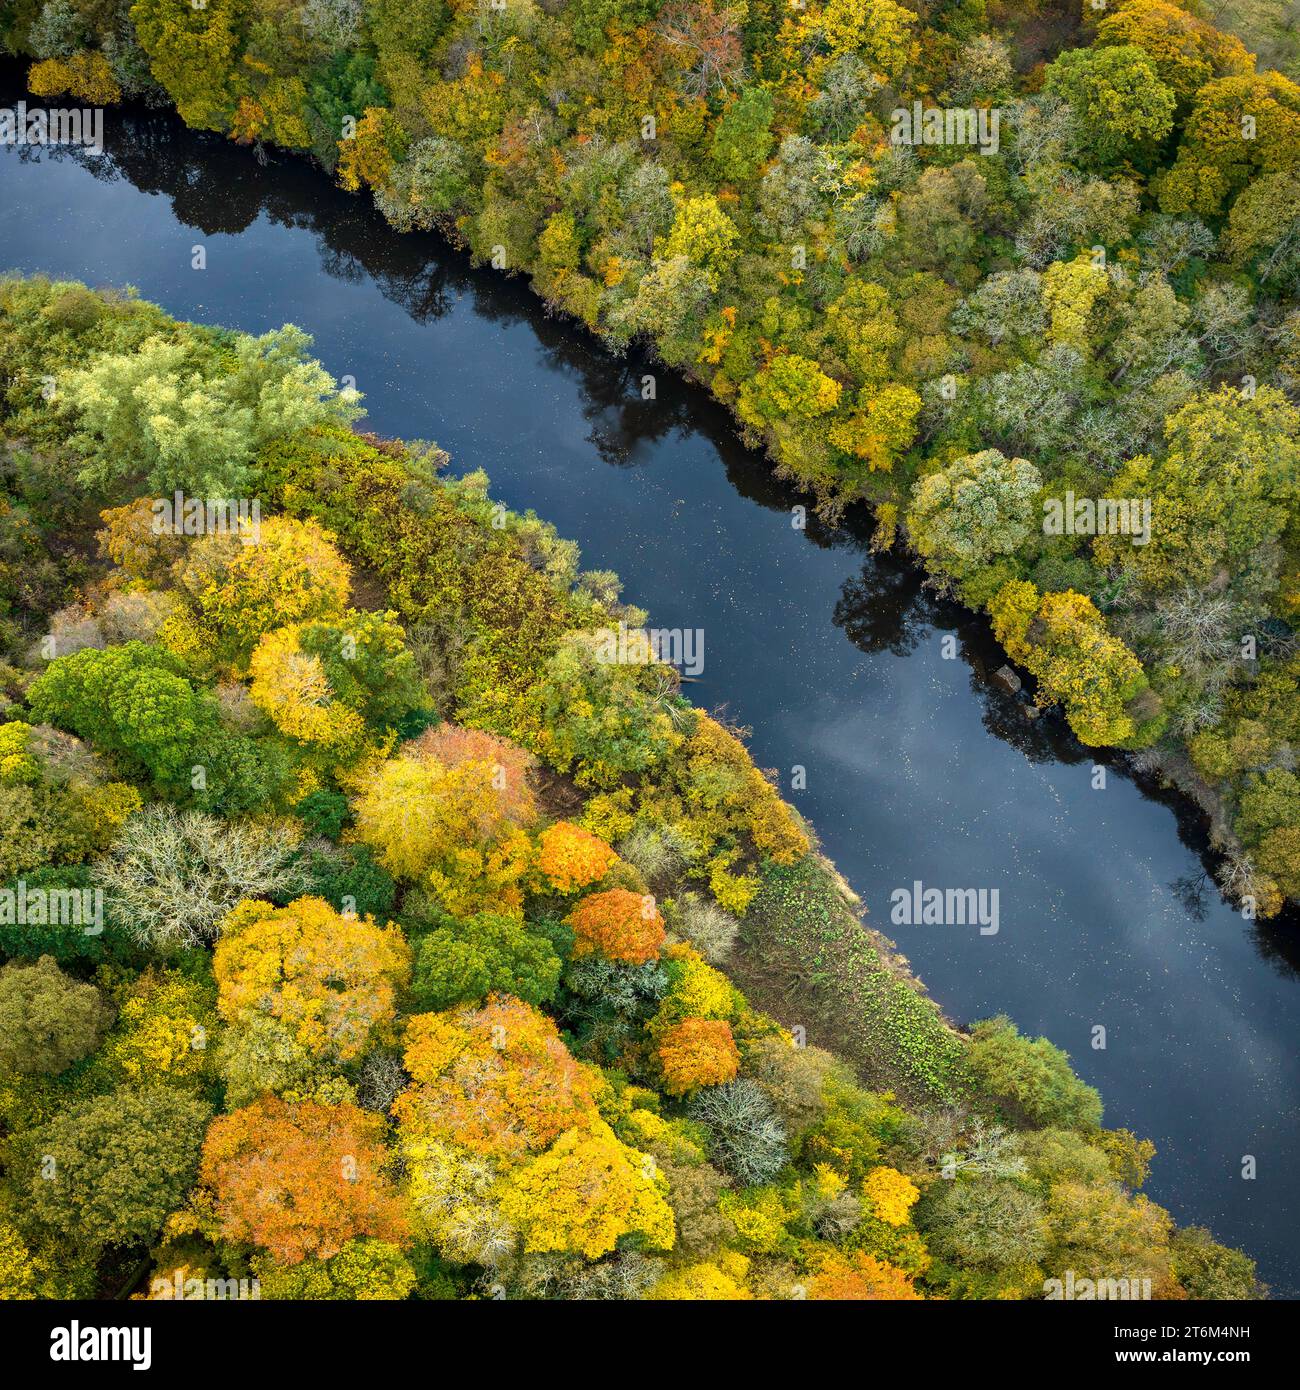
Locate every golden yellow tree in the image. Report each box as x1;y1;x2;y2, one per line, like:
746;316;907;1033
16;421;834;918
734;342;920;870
499;1121;675;1259
214;897;410;1063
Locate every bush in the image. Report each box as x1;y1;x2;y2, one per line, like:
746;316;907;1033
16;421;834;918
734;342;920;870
674;891;739;964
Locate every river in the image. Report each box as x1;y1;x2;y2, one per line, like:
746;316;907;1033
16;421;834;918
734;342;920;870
3;72;1298;1292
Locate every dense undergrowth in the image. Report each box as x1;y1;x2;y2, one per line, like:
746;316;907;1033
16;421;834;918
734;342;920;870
0;276;1262;1299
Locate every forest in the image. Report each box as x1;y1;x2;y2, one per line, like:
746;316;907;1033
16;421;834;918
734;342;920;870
0;0;1295;1305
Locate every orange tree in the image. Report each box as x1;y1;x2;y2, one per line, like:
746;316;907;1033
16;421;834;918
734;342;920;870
199;1097;409;1265
533;820;619;894
566;888;666;965
656;1017;741;1096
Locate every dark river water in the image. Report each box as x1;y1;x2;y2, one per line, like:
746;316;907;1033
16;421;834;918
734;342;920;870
3;72;1298;1293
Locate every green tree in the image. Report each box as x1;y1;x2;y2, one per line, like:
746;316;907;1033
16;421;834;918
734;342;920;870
907;449;1041;587
1157;72;1300;216
737;354;842;428
964;1015;1103;1131
709;88;775;184
1098;385;1300;594
0;955;109;1075
376;137;471;230
1044;44;1177;169
130;0;243;130
59;327;360;495
18;1085;211;1249
253;1238;417;1299
410;911;562;1010
918;1177;1046;1274
1170;1225;1262;1300
535;633;686;787
28;643;215;786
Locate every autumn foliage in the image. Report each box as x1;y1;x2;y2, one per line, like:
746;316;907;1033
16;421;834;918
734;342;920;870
809;1251;923;1301
533;820;618;893
349;725;539;913
656;1017;740;1096
394;996;602;1162
566;888;666;965
500;1123;675;1259
213;897;411;1063
862;1165;922;1228
200;1098;409;1265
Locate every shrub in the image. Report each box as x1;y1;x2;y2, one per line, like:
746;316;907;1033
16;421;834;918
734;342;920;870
674;891;739;964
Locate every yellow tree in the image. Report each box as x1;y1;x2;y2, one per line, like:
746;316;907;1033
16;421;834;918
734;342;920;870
214;897;411;1064
498;1122;676;1259
248;625;369;757
990;583;1159;747
176;516;351;665
393;997;603;1163
660;194;739;291
349;725;538;914
788;0;918;82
